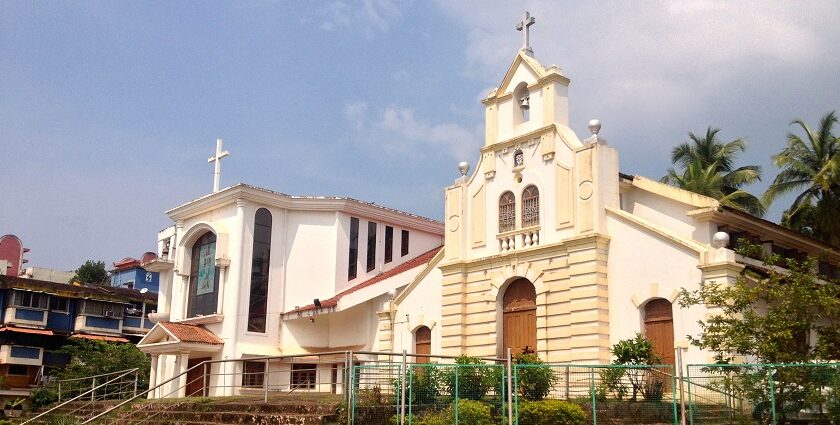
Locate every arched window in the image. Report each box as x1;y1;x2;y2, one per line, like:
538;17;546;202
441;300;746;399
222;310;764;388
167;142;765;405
522;185;539;227
247;208;272;333
499;191;515;232
415;326;431;364
188;232;219;318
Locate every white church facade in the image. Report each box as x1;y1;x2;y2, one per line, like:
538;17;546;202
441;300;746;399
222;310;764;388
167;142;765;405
138;22;840;397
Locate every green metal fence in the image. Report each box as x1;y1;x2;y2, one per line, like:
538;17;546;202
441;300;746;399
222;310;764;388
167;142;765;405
351;362;507;425
686;363;840;425
352;361;840;425
513;364;678;425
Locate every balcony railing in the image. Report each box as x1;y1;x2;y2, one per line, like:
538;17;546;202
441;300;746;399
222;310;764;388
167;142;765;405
497;226;541;252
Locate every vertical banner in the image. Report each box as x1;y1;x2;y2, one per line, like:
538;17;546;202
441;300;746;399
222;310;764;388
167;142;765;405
196;242;216;295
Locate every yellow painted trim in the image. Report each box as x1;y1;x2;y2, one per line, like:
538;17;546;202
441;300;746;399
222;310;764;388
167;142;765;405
630;176;720;209
606;207;709;255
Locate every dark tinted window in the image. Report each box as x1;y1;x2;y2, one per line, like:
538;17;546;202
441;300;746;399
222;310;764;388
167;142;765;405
248;208;272;333
348;217;359;280
384;226;394;264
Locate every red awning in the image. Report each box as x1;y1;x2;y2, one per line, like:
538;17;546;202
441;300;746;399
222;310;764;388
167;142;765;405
0;326;54;336
70;334;129;343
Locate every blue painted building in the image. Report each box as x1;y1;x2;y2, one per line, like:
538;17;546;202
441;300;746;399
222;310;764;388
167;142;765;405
0;275;156;396
110;252;160;293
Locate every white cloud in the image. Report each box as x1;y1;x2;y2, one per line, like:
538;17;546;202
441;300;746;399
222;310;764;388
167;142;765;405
318;0;404;36
344;102;481;160
344;101;369;130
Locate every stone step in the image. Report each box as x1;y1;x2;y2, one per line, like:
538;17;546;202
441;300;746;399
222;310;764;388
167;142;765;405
109;411;339;425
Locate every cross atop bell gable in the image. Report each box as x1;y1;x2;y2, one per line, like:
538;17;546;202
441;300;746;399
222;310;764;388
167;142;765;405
516;11;536;56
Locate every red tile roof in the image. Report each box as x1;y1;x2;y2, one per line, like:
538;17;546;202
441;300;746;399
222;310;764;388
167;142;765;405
70;333;129;343
0;326;54;336
160;321;223;345
287;246;442;314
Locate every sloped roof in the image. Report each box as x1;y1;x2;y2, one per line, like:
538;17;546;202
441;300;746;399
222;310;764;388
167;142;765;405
0;275;157;303
70;333;129;343
158;321;223;345
287;246;443;314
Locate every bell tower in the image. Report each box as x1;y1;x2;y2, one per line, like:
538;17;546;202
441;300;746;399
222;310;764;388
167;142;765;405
439;12;618;363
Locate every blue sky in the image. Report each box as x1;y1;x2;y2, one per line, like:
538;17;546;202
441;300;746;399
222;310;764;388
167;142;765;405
2;1;839;271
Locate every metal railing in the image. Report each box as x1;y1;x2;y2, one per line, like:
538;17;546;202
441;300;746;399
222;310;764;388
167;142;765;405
86;350;359;424
686;363;840;425
22;368;140;425
45;354;840;425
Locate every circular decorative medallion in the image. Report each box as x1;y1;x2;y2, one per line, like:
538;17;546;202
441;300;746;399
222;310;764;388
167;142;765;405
448;215;460;232
578;180;594;200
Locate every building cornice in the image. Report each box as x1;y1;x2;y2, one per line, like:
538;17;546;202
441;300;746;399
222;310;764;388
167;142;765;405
166;184;444;234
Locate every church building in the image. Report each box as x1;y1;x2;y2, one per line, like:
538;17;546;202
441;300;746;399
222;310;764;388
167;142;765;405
139;15;840;397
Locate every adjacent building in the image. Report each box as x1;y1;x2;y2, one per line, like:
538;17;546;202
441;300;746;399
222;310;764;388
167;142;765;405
0;275;157;398
111;253;161;293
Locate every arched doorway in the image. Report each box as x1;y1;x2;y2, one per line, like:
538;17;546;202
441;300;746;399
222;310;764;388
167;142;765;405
415;326;431;364
644;298;675;366
502;278;537;356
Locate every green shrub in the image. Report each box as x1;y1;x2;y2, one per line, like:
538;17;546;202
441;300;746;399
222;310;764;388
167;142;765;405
518;400;587;425
598;367;627;400
453;399;494;425
441;356;496;400
30;387;58;410
391;400;493;425
515;353;556;400
393;366;441;406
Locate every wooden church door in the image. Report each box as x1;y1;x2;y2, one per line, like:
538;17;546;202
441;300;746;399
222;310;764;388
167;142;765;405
503;279;537;356
644;299;675;390
415;326;431;364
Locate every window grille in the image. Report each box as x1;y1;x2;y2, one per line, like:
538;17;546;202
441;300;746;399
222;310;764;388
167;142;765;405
499;191;516;232
522;185;540;227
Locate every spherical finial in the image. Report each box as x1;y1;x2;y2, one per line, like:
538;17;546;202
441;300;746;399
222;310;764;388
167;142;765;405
458;161;470;176
588;119;601;135
712;231;730;249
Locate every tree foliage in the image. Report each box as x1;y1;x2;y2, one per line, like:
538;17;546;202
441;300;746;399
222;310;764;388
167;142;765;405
70;260;109;285
678;245;840;363
764;111;840;246
58;339;150;387
663;127;764;216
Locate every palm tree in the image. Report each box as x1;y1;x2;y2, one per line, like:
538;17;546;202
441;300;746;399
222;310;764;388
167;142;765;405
663;127;764;216
764;111;840;245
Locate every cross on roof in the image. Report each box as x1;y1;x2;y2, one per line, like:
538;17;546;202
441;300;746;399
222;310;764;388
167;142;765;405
516;11;536;56
208;138;229;193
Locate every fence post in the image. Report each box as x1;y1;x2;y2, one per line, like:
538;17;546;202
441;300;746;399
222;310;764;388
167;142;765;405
91;377;96;401
201;362;208;397
400;350;407;425
264;358;270;403
768;368;777;425
507;348;513;425
590;367;597;425
133;369;139;398
565;365;570;400
676;349;686;425
347;351;354;425
58;382;62;403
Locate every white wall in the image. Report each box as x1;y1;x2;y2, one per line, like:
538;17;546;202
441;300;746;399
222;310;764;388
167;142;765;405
606;214;712;365
393;266;443;357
